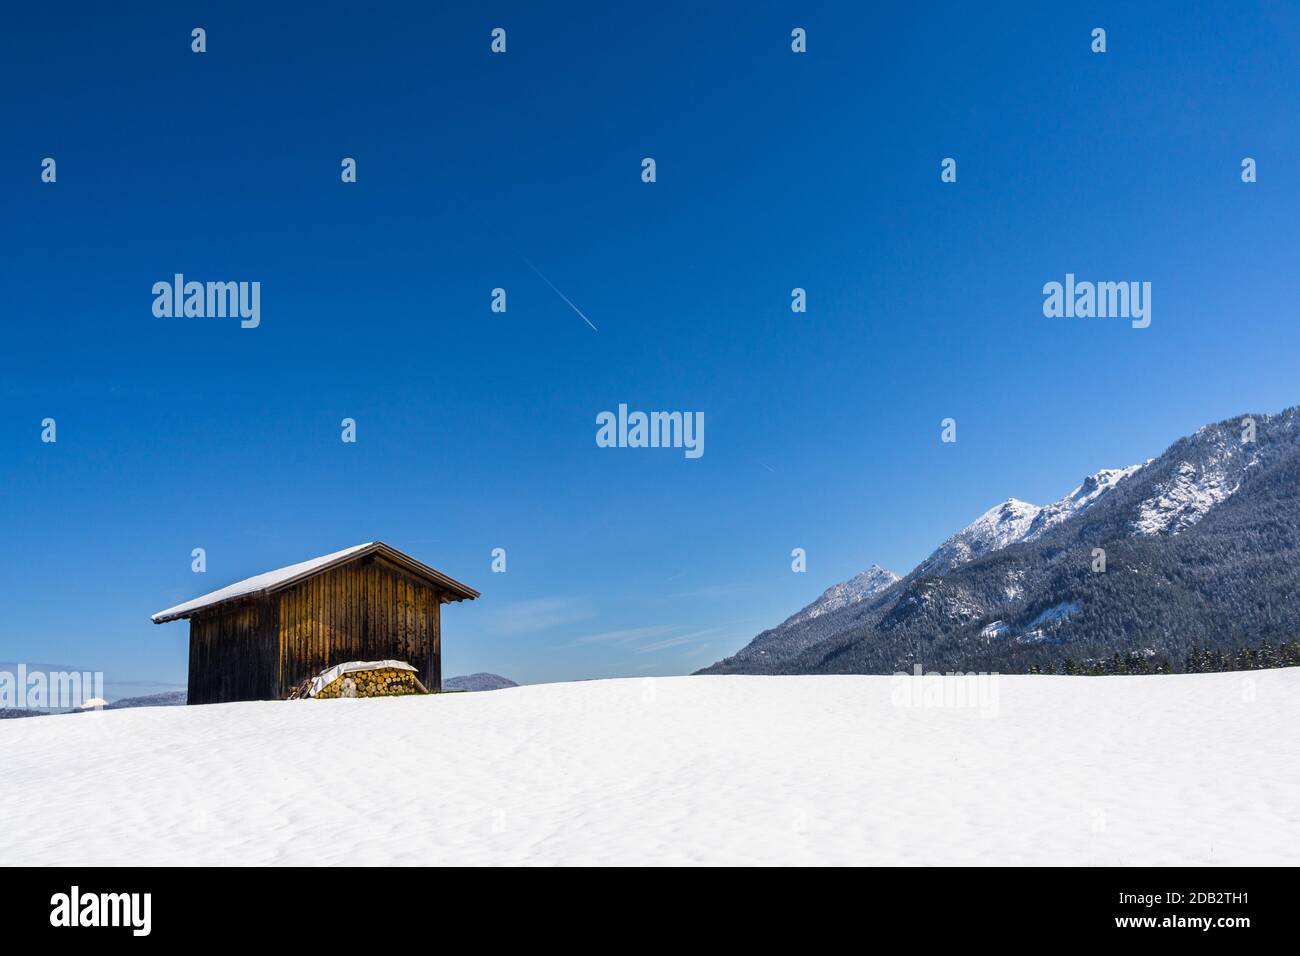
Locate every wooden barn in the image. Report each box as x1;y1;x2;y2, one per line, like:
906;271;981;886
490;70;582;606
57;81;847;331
151;542;479;705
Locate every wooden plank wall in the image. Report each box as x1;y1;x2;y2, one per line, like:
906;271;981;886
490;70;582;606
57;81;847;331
185;556;449;704
187;597;278;704
276;556;443;698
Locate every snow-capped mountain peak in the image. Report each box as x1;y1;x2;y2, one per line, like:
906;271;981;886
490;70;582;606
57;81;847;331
916;464;1146;576
787;564;901;626
1024;463;1146;540
701;405;1300;679
916;498;1040;575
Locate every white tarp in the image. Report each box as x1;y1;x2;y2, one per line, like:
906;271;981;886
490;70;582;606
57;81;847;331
308;660;418;698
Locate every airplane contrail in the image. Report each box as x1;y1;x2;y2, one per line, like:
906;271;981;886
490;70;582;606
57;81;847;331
524;258;598;331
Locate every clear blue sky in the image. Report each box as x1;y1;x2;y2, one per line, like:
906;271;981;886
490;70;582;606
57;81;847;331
3;2;1300;690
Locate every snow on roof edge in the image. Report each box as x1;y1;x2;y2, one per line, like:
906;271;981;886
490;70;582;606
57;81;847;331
151;543;377;623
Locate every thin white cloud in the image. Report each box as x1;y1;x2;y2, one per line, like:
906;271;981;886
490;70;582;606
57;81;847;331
562;624;677;648
635;625;731;654
481;598;596;636
666;583;753;601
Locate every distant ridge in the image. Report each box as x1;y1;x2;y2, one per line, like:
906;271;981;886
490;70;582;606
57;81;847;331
443;673;518;692
105;691;187;710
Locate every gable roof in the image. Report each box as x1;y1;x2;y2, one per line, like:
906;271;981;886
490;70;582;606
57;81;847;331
151;542;479;624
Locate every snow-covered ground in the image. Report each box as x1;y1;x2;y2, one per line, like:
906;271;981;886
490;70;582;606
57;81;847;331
3;672;1298;866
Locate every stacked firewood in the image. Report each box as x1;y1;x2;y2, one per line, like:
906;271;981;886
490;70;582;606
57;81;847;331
315;667;427;699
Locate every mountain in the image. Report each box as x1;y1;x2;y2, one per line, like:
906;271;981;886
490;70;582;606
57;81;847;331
708;565;899;668
785;565;901;625
914;498;1041;576
443;673;518;692
700;407;1299;675
105;691;187;710
1026;465;1146;539
0;708;46;720
914;465;1150;577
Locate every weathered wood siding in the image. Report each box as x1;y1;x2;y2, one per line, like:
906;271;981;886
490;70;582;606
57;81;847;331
185;556;448;704
275;554;444;697
187;597;279;705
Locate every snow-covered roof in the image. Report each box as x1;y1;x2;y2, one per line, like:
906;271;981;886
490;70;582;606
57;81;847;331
151;542;479;624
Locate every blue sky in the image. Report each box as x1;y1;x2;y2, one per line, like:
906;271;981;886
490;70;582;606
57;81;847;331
4;2;1300;690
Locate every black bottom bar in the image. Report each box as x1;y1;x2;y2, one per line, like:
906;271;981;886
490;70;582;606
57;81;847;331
0;866;1290;942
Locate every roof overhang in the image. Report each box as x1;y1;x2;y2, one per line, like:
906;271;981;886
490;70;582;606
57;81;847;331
151;542;480;624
